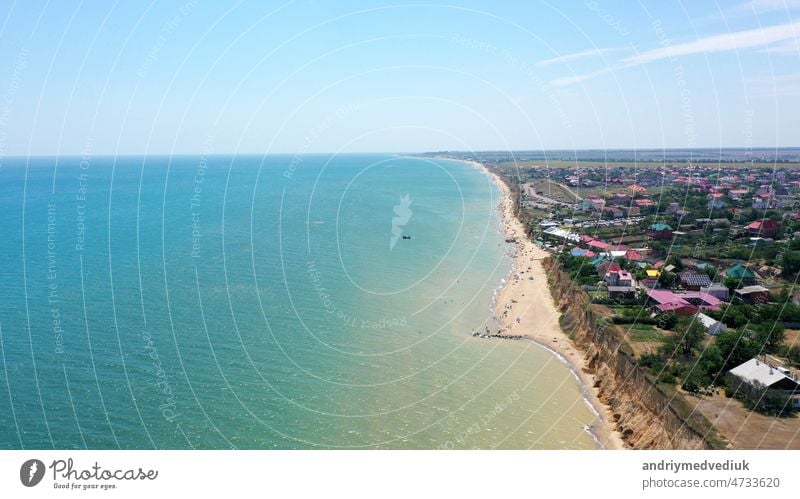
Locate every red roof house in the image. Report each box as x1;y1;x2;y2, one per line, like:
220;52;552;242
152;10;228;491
745;219;779;238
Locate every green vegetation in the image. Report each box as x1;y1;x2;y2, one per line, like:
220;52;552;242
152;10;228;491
633;313;790;407
490;159;800;418
725;375;797;416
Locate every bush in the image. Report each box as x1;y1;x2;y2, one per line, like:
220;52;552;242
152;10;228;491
658;372;677;384
639;353;665;373
655;313;678;331
682;369;709;394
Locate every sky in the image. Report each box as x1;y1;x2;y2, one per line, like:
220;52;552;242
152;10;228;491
0;0;798;155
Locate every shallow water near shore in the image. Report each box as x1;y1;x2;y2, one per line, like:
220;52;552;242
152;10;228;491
0;154;599;449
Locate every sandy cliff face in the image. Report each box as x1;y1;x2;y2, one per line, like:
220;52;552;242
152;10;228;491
544;258;711;450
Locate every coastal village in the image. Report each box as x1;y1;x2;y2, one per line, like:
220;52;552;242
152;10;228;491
512;161;800;447
429;151;800;449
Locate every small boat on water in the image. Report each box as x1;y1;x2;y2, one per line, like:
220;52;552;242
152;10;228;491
402;235;411;240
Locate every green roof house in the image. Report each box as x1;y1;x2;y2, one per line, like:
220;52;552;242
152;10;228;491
725;264;757;286
647;223;673;241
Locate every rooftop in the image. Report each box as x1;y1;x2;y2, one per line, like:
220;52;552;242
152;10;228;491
726;264;756;278
735;285;770;294
695;312;720;328
729;358;800;389
679;273;712;287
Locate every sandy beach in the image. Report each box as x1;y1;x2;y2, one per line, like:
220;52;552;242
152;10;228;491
463;159;624;450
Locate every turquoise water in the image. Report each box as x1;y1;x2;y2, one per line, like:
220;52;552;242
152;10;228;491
0;154;598;449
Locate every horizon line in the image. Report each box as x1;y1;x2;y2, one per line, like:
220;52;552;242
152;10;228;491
3;146;800;159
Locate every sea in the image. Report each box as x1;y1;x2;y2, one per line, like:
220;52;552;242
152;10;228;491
0;154;599;449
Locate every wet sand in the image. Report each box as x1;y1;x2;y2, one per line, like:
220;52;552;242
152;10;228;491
464;159;624;450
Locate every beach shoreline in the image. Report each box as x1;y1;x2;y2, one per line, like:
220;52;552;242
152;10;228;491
448;157;624;450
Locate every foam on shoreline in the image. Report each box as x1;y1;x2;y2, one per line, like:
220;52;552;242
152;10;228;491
441;156;624;450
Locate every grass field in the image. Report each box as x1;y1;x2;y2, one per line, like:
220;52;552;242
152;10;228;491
526;179;580;203
627;324;667;342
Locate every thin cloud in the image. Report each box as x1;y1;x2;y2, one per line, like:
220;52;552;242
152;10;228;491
550;66;623;87
759;38;800;53
623;20;800;65
718;0;800;18
551;20;800;86
535;47;620;66
699;0;800;23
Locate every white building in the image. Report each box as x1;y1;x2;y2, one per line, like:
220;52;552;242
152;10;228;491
729;358;800;409
695;312;726;336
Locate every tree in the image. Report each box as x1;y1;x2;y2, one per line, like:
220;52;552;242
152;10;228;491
681;345;724;393
659;320;705;359
658;271;677;289
656;312;678;331
678;320;706;357
716;328;760;372
665;255;683;271
779;286;790;303
755;322;785;354
682;368;710;393
694;344;725;385
781;250;800;278
723;276;741;292
703;265;718;280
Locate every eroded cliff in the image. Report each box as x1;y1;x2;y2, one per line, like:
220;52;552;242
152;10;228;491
544;257;716;450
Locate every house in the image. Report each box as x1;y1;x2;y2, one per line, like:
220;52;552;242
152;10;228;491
753;194;773;210
680;292;723;311
700;284;729;301
648;223;674;240
745;219;779;238
678;272;712;291
645;289;698;317
728;189;749;200
728;358;800;409
597;260;621;277
580;235;611;251
707;194;727;210
624;249;645;262
610;192;631;205
620;205;641;217
543;226;580;243
579;197;605;212
640;277;659;289
605;270;634;287
628;184;647;195
608;286;636;300
695;312;727;335
645;269;661;279
734;285;771;304
725;264;758;286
